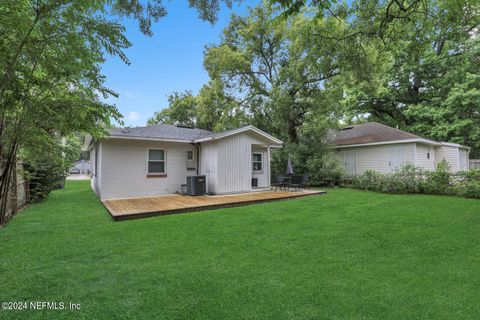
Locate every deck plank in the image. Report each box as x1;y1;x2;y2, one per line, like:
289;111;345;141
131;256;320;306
102;190;326;221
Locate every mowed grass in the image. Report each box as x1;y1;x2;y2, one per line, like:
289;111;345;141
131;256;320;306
0;181;479;319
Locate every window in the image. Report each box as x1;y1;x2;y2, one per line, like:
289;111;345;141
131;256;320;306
148;149;166;174
187;150;194;161
427;152;430;159
252;153;263;171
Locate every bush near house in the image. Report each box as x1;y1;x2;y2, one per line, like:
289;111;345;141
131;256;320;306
352;161;480;199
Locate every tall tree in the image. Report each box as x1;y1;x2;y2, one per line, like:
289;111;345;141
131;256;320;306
341;0;480;155
203;3;350;143
148;80;247;131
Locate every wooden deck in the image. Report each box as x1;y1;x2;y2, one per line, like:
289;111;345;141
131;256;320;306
103;189;326;221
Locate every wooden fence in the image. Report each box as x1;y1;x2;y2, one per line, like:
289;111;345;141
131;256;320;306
470;160;480;169
0;161;29;224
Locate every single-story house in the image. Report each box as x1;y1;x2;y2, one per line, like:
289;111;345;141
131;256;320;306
85;124;282;200
329;122;470;176
70;159;91;174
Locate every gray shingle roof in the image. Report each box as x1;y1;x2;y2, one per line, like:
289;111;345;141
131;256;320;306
109;124;214;141
329;122;437;146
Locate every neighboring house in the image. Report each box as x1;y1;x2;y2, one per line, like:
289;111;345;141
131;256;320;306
70;160;91;174
85;124;282;200
329;122;470;176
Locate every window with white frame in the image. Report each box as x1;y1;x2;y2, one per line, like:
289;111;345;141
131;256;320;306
148;149;166;174
187;150;194;161
252;153;263;171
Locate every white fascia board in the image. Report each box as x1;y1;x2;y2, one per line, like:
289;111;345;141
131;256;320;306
194;125;283;145
440;141;471;150
330;138;441;149
107;135;193;144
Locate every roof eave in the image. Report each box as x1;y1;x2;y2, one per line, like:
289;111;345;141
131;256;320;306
194;125;283;145
107;135;193;143
330;138;441;149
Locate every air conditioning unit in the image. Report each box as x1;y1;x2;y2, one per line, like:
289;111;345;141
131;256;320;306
186;175;206;196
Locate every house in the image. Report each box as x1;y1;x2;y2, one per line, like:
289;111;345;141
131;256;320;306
329;122;470;176
70;159;91;174
86;124;282;200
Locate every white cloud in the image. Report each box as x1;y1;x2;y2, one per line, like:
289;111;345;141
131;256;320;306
124;90;135;99
127;111;140;121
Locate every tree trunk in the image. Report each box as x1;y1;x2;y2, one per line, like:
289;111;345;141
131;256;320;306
0;141;18;225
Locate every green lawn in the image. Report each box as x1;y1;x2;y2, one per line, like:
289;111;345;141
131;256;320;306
0;181;479;319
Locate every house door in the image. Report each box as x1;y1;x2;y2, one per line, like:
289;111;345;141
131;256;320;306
344;151;356;177
388;147;405;172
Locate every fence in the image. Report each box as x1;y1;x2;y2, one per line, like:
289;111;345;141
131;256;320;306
0;161;29;224
470;160;480;169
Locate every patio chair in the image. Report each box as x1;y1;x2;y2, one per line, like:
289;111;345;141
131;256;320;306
290;175;304;191
271;175;289;191
302;174;310;189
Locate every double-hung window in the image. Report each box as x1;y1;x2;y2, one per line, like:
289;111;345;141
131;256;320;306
148;149;166;174
252;153;263;172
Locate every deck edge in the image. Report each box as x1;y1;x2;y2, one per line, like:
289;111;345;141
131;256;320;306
103;191;327;221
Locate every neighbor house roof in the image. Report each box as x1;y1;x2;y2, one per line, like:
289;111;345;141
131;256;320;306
329;122;441;148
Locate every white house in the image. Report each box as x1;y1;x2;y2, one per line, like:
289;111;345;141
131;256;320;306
86;124;282;200
330;122;470;176
70;159;91;174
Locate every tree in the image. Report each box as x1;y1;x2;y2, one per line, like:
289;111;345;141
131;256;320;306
148;80;247;131
148;91;199;127
203;3;351;143
341;0;480;155
0;0;237;224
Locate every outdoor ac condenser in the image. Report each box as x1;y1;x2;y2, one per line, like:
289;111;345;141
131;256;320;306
186;175;206;196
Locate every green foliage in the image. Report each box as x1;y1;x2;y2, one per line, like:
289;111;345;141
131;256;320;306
353;170;385;191
147;91;199;127
353;161;480;199
305;152;345;186
22;136;81;203
341;0;480;155
456;169;480;199
422;160;452;195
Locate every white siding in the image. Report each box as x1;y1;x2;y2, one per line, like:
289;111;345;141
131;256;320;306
415;143;436;171
435;145;460;172
199;131;272;194
215;134;252;193
90;142;102;197
199;141;218;194
99;139;195;199
337;143;416;175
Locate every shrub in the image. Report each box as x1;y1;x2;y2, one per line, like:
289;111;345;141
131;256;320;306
306;153;345;186
354;165;424;194
421;160;453;195
457;181;480;199
353;170;384;191
456;169;480;199
351;161;480;199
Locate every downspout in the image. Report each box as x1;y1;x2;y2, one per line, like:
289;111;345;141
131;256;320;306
194;143;200;175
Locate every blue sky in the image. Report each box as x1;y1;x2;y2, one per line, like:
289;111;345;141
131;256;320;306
102;1;258;127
